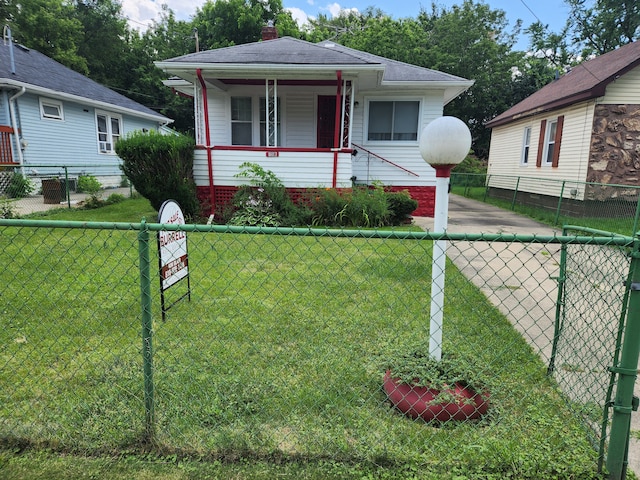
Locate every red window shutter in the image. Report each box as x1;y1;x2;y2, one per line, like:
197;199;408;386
536;119;547;167
552;115;564;167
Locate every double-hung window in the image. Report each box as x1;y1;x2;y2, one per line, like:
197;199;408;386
96;112;121;154
521;126;531;165
231;96;282;146
542;119;558;166
535;116;564;168
367;100;419;142
231;97;253;145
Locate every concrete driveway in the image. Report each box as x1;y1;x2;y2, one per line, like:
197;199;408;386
415;194;639;476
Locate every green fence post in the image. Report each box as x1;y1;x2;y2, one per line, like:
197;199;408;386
64;167;71;208
547;226;568;375
606;236;640;479
554;181;565;226
632;194;640;237
138;219;155;442
511;177;520;211
483;174;490;202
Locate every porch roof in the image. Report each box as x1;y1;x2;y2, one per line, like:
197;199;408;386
156;37;473;103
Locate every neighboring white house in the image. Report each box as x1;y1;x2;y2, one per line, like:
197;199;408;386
155;26;473;216
485;41;640;207
0;32;172;191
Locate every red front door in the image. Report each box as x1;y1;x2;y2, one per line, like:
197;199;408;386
317;96;336;149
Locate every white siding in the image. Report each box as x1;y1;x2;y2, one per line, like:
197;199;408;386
351;90;444;186
194;149;353;188
487;101;595;198
197;85;447;187
285;92;315;148
601;66;640;104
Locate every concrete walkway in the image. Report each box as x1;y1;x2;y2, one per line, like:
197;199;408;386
415;194;639;476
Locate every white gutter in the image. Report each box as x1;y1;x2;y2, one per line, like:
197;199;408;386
8;85;25;167
155;62;385;75
0;79;171;124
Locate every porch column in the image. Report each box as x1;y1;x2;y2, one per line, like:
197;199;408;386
332;70;343;188
196;69;216;216
265;79;278;147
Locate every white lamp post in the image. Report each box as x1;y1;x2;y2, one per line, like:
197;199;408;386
419;116;472;361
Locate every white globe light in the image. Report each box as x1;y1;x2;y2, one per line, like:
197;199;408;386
419;116;472;166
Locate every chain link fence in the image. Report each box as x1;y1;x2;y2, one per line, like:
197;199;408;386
0;164;134;217
0;220;637;477
451;173;640;236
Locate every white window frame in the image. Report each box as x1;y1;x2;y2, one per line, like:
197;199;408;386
231;96;253;146
542;118;558;166
521;126;531;165
96;111;122;155
39;98;64;121
365;98;421;144
230;95;284;147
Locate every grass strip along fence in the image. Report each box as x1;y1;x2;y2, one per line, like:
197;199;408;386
451;173;640;237
1;217;639;479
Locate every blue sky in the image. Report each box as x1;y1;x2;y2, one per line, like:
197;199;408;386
122;0;571;51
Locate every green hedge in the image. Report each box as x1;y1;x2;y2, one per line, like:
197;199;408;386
116;130;199;220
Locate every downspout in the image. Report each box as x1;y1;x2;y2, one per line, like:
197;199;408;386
332;70;342;188
8;86;25;168
196;69;215;216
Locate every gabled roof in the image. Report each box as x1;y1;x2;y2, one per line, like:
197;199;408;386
486;41;640;128
156;37;473;103
0;41;170;123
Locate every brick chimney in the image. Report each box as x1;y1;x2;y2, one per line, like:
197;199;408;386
261;20;278;41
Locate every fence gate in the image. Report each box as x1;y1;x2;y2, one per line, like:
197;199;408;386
548;226;634;474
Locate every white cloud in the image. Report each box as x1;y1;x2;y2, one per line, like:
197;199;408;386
121;0;201;31
322;3;359;18
287;7;312;27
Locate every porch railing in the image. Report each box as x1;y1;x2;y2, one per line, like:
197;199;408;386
0;125;15;164
352;143;419;177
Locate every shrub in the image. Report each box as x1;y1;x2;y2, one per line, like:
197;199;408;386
116;130;199;220
0;198;17;218
230;162;311;227
105;193;126;205
77;174;102;195
310;185;390;228
386;190;418;225
6;172;34;198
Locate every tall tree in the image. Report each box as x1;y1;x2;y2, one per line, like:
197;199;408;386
192;0;300;50
418;1;523;158
8;0;87;73
72;0;130;86
567;0;640;55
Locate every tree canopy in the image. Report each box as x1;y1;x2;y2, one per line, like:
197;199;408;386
1;0;634;158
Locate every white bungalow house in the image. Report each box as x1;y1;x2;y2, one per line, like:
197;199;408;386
0;31;171;193
485;41;640;211
155;26;473;216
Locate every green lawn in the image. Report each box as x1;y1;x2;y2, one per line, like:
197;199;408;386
0;199;601;479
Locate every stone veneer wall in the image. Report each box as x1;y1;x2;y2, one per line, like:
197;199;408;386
587;104;640;201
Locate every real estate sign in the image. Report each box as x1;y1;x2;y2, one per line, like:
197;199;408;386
158;199;189;291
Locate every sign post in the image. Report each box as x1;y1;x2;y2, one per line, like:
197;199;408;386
157;199;191;320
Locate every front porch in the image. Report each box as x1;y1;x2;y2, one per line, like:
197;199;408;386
193;145;435;218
